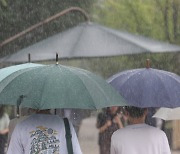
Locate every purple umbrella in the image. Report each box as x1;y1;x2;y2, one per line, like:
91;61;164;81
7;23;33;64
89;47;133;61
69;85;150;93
107;65;180;108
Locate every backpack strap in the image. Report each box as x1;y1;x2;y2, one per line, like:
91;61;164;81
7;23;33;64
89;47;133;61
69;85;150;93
63;118;73;154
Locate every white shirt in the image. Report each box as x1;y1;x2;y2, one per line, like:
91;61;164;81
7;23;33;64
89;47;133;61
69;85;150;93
7;116;28;145
111;123;171;154
7;114;82;154
0;113;10;131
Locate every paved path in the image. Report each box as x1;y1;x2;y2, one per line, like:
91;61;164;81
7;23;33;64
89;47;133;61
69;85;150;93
78;116;180;154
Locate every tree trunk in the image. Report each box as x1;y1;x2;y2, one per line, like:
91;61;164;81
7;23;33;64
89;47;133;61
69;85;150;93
164;0;171;41
172;0;179;40
126;1;141;33
155;0;171;41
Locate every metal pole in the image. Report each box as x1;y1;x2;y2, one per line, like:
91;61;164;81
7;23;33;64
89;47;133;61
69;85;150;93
0;7;90;48
28;53;31;62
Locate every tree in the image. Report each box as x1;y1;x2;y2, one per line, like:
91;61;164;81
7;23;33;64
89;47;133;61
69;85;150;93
155;0;180;43
93;0;180;44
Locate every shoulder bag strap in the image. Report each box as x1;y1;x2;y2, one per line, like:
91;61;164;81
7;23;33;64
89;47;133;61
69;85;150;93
63;117;73;154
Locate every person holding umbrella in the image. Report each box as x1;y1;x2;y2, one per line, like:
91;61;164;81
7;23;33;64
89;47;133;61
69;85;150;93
0;59;127;154
7;109;82;154
97;106;124;154
110;106;171;154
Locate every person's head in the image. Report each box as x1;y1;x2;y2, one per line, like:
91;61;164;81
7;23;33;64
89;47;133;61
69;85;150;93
124;106;148;124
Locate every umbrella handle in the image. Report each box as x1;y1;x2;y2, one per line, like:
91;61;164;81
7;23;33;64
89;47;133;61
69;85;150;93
16;95;24;118
56;53;59;64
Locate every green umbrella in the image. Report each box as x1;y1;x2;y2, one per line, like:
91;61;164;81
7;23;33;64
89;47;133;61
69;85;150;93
0;64;127;109
0;63;44;94
0;63;43;81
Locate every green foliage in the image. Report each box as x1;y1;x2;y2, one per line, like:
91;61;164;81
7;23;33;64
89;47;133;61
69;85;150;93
93;0;180;43
53;52;179;79
89;0;180;76
86;53;180;78
0;0;7;7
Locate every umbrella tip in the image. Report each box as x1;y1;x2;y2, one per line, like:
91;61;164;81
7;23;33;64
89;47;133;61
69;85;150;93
56;53;59;65
146;59;150;69
28;53;31;62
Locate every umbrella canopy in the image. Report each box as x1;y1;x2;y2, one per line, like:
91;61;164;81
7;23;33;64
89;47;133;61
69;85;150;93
0;64;127;109
107;67;180;108
1;22;180;63
0;63;43;82
153;108;180;120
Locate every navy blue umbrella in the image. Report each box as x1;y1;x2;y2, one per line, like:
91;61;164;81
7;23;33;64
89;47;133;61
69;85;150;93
107;66;180;108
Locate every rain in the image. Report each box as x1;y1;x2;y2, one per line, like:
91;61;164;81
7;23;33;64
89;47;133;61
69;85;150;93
0;0;180;154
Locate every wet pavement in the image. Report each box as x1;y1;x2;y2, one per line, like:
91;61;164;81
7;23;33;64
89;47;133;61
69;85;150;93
79;116;180;154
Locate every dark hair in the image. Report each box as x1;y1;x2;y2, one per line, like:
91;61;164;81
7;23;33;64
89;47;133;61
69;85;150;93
124;106;147;118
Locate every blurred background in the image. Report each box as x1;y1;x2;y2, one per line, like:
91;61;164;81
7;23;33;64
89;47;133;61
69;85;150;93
0;0;180;153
